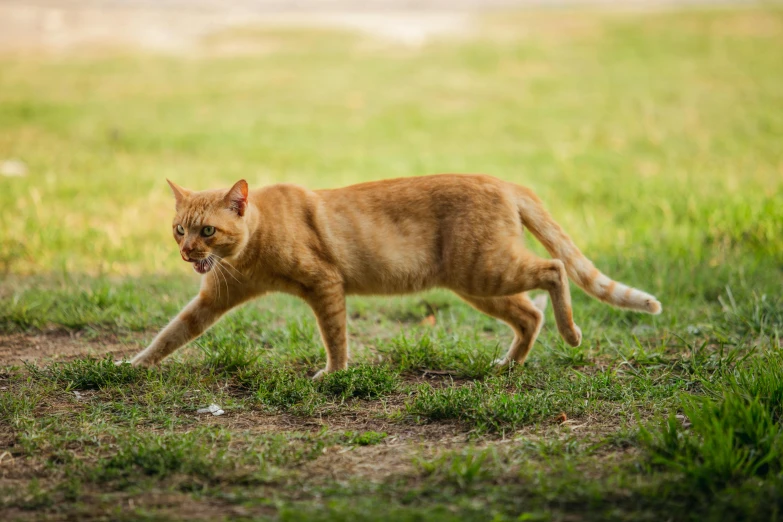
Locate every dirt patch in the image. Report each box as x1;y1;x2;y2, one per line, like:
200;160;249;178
0;331;145;365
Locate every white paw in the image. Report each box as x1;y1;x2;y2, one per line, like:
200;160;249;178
114;359;130;367
492;358;515;373
312;369;327;380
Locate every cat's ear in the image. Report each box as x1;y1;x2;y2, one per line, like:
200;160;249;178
225;179;248;217
166;179;191;210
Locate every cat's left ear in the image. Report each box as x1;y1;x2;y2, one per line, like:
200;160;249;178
167;179;191;210
225;179;248;217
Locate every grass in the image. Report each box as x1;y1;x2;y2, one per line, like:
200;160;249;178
1;5;782;521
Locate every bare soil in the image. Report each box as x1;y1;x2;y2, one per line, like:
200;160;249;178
0;331;144;366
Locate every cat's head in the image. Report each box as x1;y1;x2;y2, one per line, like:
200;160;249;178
167;179;250;274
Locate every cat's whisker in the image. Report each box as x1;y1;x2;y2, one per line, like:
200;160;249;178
211;253;242;275
214;260;232;302
210;254;230;301
207;255;222;302
211;254;242;284
214;261;241;288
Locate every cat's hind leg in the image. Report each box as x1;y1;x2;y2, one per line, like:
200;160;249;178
469;248;581;348
530;256;582;347
459;293;543;367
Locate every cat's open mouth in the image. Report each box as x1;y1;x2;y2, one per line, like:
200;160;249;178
192;258;212;274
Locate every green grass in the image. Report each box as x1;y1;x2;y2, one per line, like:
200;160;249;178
1;6;783;521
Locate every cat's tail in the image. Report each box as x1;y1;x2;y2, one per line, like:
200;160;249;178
516;188;662;314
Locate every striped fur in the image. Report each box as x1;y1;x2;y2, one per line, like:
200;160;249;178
517;189;662;314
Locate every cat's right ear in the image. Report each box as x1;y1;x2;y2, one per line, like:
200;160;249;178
167;179;191;210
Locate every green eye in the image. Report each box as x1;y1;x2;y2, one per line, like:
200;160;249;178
176;225;185;235
201;226;216;237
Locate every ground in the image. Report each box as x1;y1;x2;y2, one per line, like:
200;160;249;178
1;3;783;521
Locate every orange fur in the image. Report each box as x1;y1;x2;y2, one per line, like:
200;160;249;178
127;174;661;375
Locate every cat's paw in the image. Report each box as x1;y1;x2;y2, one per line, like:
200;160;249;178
492;357;515;373
127;357;155;368
566;324;582;347
312;365;347;380
114;359;130;367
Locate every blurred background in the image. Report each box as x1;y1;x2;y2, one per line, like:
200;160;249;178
0;0;781;302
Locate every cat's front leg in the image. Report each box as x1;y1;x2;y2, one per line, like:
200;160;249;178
305;281;348;379
128;293;237;368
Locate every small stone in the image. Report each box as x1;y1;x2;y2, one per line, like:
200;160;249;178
197;403;225;416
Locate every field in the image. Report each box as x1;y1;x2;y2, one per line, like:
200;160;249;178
1;6;782;521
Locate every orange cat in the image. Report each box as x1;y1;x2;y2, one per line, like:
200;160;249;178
125;175;661;377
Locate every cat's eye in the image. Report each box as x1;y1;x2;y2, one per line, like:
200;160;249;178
176;225;185;235
201;226;216;237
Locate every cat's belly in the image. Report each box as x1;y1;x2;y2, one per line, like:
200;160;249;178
337;237;441;296
343;271;437;296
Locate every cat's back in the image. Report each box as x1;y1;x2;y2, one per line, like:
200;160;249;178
318;173;514;214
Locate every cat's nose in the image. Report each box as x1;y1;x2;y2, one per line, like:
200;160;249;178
181;246;193;261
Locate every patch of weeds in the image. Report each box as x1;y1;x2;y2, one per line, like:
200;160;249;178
516;436;588;461
705;349;783;420
341;431;387;446
550;343;591;366
405;376;564;433
239;364;400;413
612;338;668;368
250;431;335;469
380;333;497;379
641;395;782;489
717;292;782;339
28;356;147;390
0;384;42;426
640;351;783;490
316;365;400;400
672;340;750;382
88;429;336;490
197;334;261;374
92;429;233;487
415;448;499;490
238;365;323;414
406;365;679;433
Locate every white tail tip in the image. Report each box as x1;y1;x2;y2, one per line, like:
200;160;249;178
646;298;662;315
